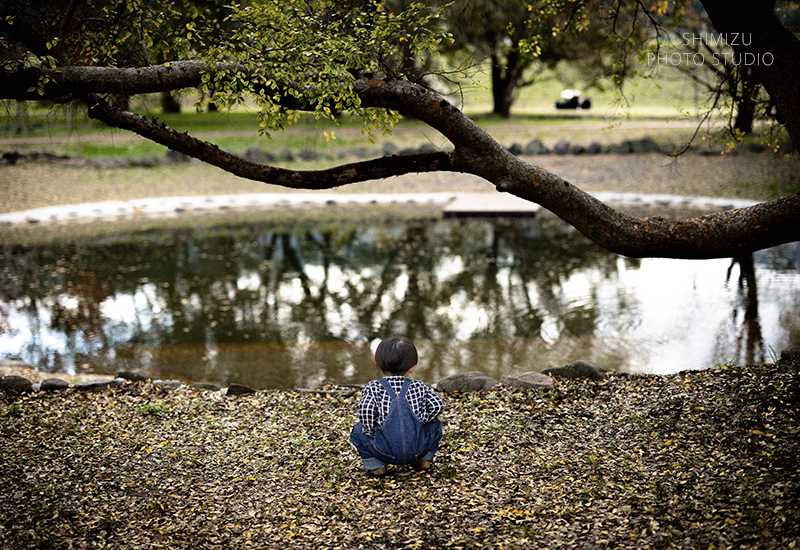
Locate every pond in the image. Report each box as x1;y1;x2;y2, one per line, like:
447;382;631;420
1;216;799;389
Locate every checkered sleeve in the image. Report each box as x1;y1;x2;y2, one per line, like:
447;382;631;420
425;385;445;421
358;381;382;436
406;380;444;424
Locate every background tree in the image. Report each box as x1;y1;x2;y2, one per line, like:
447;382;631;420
639;1;787;147
442;0;627;118
1;0;798;259
638;0;800;151
700;0;800;147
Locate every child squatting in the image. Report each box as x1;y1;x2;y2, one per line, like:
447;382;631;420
349;336;445;477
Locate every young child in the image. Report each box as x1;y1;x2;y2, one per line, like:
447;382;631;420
350;336;445;476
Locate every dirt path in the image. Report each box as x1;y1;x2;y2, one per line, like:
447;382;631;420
2;151;798;217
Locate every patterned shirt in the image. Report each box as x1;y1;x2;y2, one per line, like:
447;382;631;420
358;376;445;436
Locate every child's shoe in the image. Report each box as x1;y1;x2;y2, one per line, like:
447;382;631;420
411;459;432;471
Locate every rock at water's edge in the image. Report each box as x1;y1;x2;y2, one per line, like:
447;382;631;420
227;383;257;396
0;375;33;393
500;372;556;390
781;346;800;360
40;378;70;392
436;371;499;392
543;361;610;380
74;378;125;392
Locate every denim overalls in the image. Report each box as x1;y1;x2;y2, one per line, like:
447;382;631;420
350;378;442;470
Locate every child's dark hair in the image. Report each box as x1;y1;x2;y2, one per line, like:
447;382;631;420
375;336;418;375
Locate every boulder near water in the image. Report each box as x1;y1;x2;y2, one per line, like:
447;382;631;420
781;346;800;361
500;372;556;390
436;371;499;392
0;375;33;393
542;360;610;380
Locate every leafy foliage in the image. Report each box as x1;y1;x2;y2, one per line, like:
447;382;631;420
0;0;206;69
199;0;450;139
1;359;798;548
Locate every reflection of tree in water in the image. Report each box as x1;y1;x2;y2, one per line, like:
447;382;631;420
712;254;766;366
0;243;115;372
0;220;623;384
10;218;791;387
765;246;800;355
732;255;764;365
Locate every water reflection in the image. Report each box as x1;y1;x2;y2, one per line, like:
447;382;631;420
1;217;799;388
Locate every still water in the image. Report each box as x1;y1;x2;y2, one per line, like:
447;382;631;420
1;217;799;388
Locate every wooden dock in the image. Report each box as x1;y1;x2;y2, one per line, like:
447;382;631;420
442;192;541;218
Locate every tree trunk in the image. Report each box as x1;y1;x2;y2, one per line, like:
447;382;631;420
734;89;756;135
490;51;521;119
701;0;800;151
490;54;513;118
161;91;181;114
493;80;515;119
733;63;757;135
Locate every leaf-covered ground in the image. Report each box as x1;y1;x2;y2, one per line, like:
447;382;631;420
2;359;798;549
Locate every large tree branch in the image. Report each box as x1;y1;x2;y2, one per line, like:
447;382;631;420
6;64;798;259
498;163;800;259
352;74;800;259
0;64;205;102
79;92;456;188
0;61;313;108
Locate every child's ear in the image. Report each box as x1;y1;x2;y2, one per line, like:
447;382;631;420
375;362;381;371
407;364;417;375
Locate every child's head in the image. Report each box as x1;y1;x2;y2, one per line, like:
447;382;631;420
375;336;418;375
